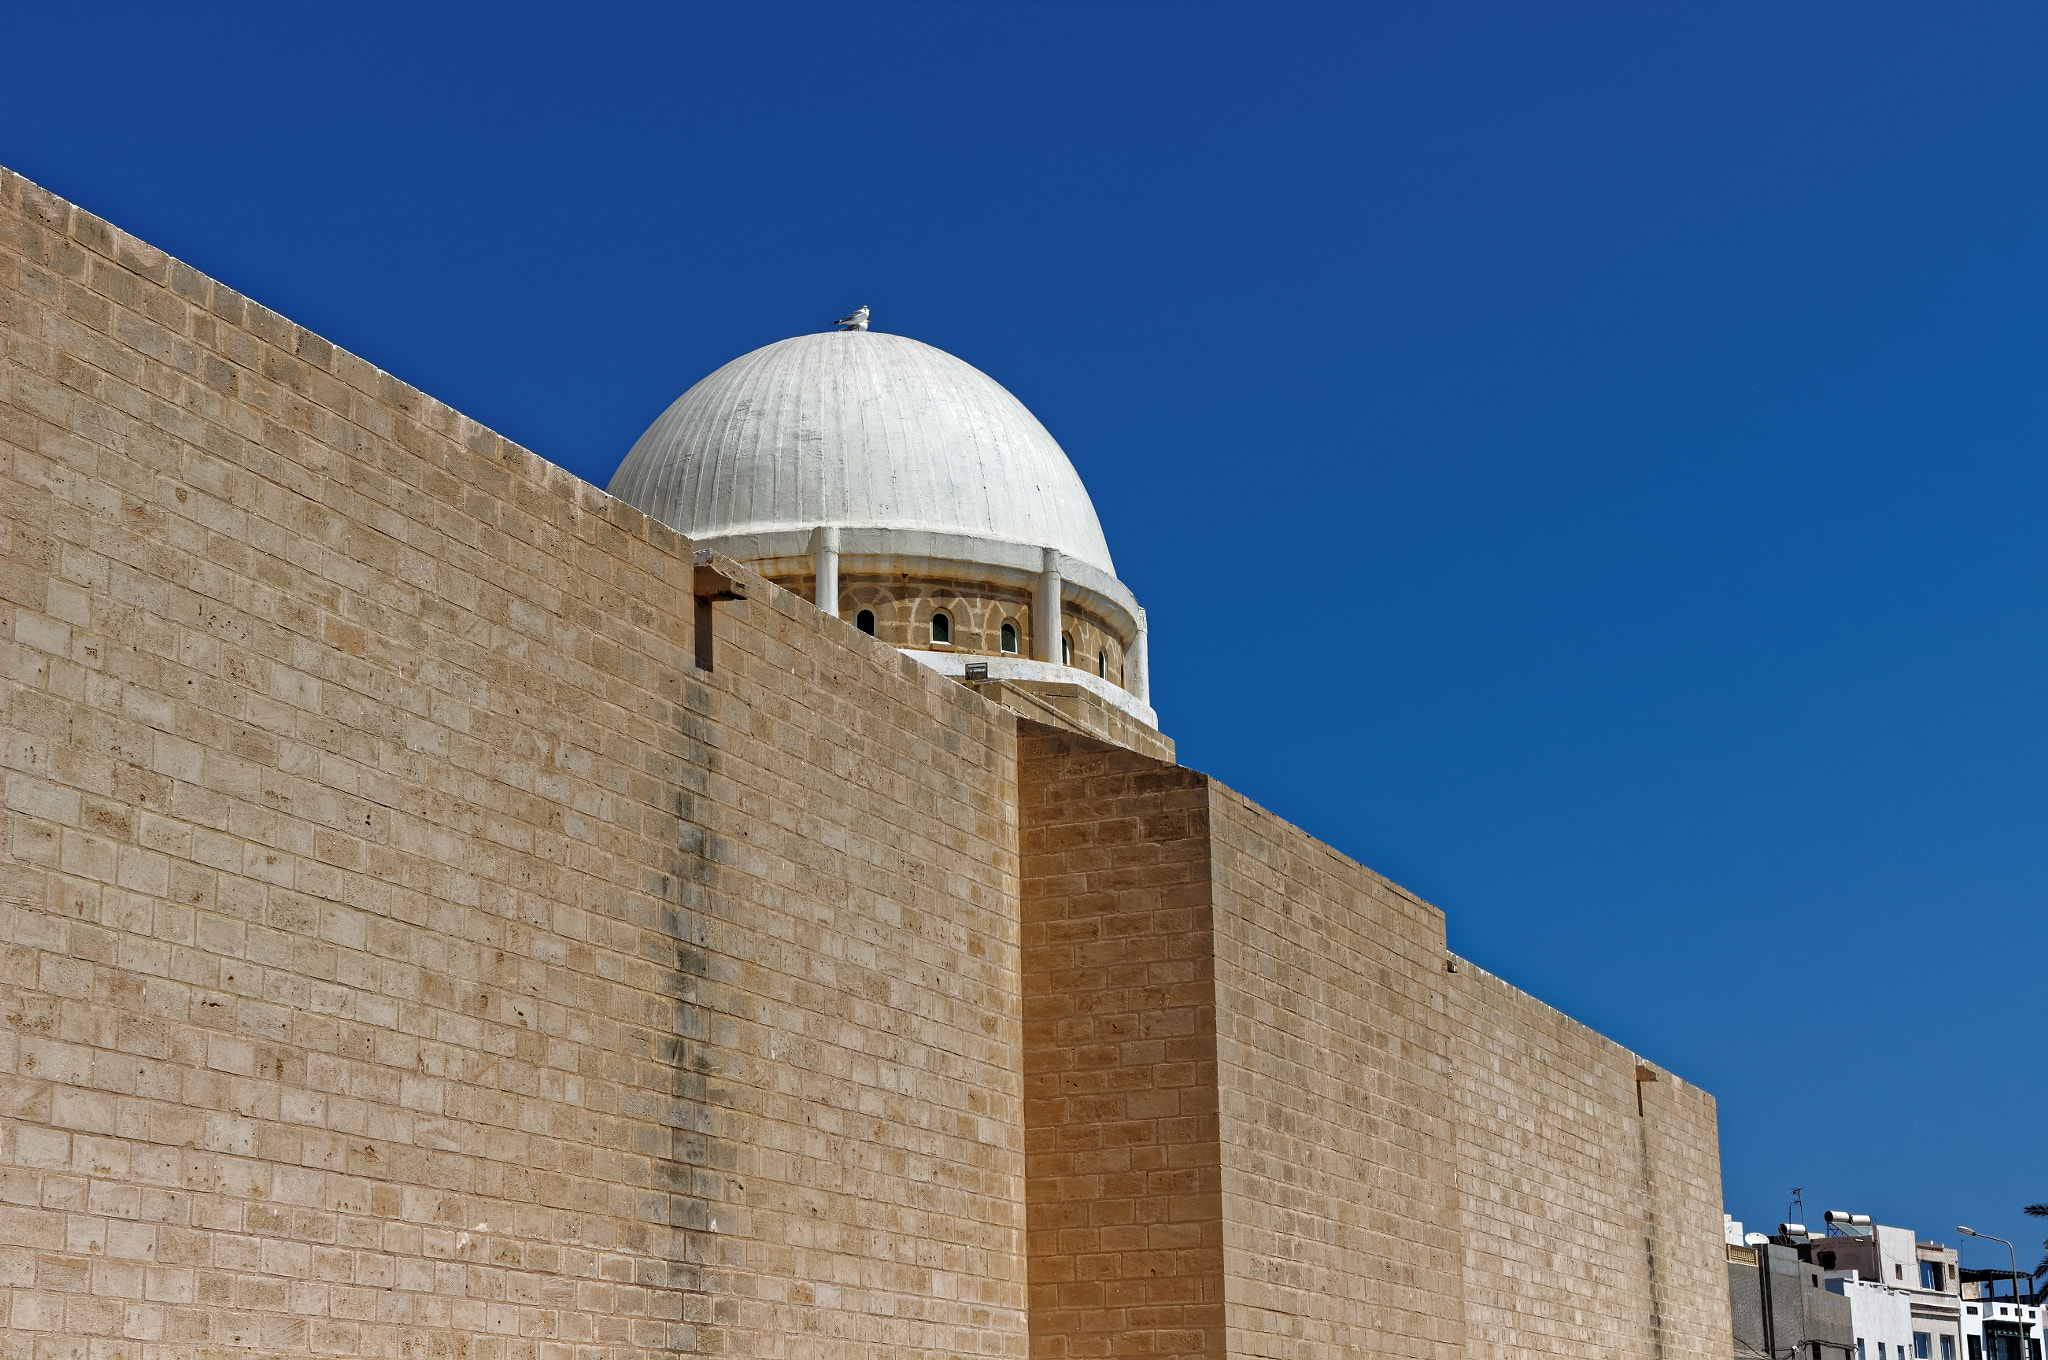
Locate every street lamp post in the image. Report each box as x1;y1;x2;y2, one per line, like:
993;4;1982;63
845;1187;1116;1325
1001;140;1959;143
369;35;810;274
1959;1227;2020;1306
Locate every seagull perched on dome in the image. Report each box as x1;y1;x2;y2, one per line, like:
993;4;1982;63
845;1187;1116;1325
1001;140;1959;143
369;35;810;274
835;305;870;332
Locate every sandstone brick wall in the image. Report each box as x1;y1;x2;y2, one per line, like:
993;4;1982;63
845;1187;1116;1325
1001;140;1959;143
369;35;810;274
1019;726;1220;1360
1;162;1733;1360
0;166;1027;1360
1450;963;1731;1360
1020;734;1731;1360
1206;784;1466;1360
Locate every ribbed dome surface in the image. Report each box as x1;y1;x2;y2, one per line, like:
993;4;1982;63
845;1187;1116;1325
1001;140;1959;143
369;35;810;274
608;330;1115;574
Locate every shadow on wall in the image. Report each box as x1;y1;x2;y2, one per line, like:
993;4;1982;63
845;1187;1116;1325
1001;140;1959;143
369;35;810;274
657;660;748;1323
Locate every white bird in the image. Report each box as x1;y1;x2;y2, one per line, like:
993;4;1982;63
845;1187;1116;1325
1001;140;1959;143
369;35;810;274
835;306;870;332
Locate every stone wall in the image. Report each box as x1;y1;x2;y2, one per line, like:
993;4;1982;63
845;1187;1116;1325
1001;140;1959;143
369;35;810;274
0;166;1028;1360
1019;730;1732;1360
1;164;1732;1360
1450;964;1730;1360
1019;726;1221;1360
1207;785;1466;1360
1018;729;1733;1360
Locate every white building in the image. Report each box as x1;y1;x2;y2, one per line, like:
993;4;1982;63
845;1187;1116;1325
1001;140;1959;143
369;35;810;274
1806;1222;1962;1360
1730;1213;2044;1360
1958;1280;2043;1360
1832;1273;1914;1360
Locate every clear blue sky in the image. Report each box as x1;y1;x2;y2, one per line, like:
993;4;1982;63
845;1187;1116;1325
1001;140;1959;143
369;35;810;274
8;1;2046;1269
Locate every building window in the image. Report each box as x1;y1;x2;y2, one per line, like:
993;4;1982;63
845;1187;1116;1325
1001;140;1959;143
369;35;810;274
1940;1337;1953;1360
931;612;951;645
1968;1338;1982;1360
856;609;876;635
1916;1332;1932;1359
1898;1265;1906;1281
1061;633;1071;665
1821;1251;1838;1271
1097;649;1106;678
1860;1339;1867;1360
1924;1263;1944;1290
1000;621;1017;653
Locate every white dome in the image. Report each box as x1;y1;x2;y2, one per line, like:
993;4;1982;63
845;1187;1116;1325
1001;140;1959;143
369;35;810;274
608;330;1116;575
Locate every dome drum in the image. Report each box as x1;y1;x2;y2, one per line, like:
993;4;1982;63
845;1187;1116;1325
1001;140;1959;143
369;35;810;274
731;541;1150;724
763;574;1125;671
833;582;1042;659
695;527;1145;651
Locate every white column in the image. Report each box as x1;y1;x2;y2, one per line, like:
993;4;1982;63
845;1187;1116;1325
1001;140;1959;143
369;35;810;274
1129;608;1150;703
811;525;840;614
1034;547;1062;663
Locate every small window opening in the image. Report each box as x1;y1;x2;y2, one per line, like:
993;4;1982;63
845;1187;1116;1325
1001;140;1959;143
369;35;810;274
856;609;876;636
1061;633;1071;666
694;596;714;671
1097;649;1106;678
1000;621;1017;654
931;612;951;645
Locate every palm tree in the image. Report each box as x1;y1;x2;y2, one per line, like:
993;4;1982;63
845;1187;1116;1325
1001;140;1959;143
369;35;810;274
2025;1204;2048;1278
